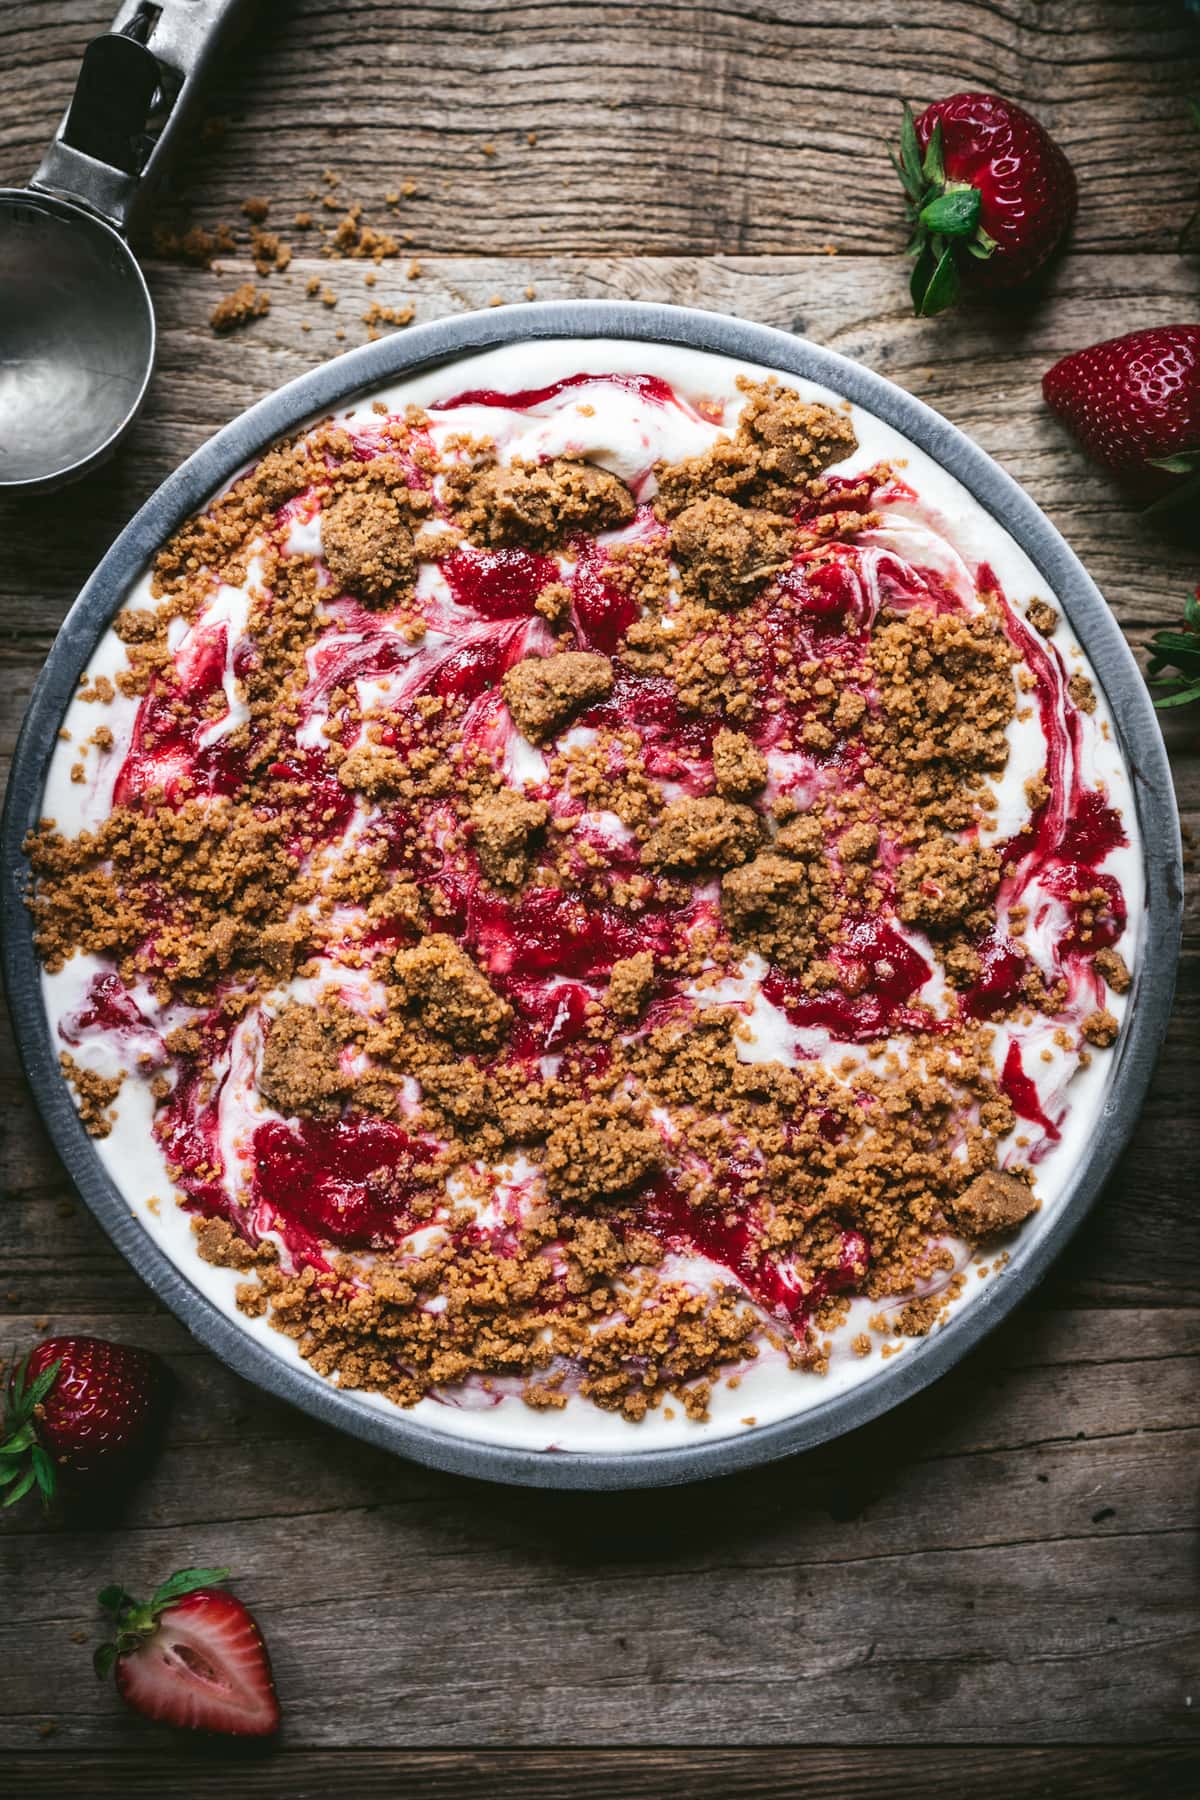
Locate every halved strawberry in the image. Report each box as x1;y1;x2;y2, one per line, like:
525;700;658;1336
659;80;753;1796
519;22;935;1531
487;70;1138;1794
94;1568;281;1737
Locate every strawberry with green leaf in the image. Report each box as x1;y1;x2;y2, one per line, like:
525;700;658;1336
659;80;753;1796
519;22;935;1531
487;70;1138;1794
95;1567;281;1736
893;93;1077;316
1147;589;1200;708
1;1336;166;1507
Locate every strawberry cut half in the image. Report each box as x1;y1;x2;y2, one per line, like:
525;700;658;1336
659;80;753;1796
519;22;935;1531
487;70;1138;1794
95;1568;281;1737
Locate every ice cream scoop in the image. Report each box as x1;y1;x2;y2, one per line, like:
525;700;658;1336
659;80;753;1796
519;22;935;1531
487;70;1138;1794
0;0;251;493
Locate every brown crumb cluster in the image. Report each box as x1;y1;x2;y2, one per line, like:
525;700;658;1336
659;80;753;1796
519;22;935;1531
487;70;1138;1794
153;164;429;344
452;458;636;548
210;283;270;333
322;485;416;605
58;1053;123;1138
951;1170;1037;1240
27;372;1129;1426
712;728;768;798
501;650;614;742
471;787;549;887
543;1094;666;1205
393;937;513;1048
642;796;762;872
1081;1007;1119;1048
258;1006;349;1118
721;846;832;972
671;497;794;609
607;950;655;1018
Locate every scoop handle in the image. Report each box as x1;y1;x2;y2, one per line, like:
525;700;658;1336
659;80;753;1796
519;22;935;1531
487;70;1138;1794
30;0;254;234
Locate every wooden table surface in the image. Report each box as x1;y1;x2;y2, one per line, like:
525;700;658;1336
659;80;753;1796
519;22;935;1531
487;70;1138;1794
2;3;1198;1794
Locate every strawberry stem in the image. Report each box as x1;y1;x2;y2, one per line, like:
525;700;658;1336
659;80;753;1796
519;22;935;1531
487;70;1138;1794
93;1567;235;1679
893;101;995;316
919;187;981;238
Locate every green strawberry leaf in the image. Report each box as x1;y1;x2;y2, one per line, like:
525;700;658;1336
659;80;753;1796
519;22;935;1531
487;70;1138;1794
1153;682;1200;708
910;247;935;313
1148;631;1200;658
26;1359;62;1410
148;1566;232;1614
2;1466;36;1509
921;120;945;188
93;1643;118;1681
913;242;961;317
1145;451;1200;475
899;103;924;196
919;187;981;238
30;1444;55;1502
1142;463;1200;518
888;148;914;199
4;1353;32;1416
1144;587;1200;709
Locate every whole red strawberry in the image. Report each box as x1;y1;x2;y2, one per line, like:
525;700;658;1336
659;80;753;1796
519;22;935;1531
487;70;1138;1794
893;93;1077;316
2;1336;166;1507
1043;326;1200;504
94;1567;280;1737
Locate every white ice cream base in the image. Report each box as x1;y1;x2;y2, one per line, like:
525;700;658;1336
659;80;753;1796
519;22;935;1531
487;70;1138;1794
39;337;1142;1455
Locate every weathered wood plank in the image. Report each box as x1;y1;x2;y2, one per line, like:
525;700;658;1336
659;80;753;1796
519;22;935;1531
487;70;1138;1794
3;1523;1196;1745
3;2;1199;260
3;1747;1199;1799
2;1310;1197;1543
0;1292;1196;1747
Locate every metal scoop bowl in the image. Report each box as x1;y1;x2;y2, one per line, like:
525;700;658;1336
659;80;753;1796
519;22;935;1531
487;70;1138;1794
0;1;249;495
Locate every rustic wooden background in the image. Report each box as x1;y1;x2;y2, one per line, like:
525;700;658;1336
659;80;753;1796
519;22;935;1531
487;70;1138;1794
1;3;1198;1794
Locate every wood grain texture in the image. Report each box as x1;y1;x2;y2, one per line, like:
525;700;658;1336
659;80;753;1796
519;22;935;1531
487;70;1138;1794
3;1747;1199;1799
4;1;1200;259
1;0;1198;1785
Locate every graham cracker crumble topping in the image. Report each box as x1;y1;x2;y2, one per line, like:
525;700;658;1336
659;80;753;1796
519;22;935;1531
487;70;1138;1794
393;937;512;1048
27;370;1132;1425
501;650;614;742
670;497;794;609
951;1170;1037;1240
258;1005;349;1118
471;787;549;888
1094;947;1131;994
712;727;768;798
607;950;656;1018
59;1054;123;1137
322;484;417;604
453;458;635;548
641;795;762;872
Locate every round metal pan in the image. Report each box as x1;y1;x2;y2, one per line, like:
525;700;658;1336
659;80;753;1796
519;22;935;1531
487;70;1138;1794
0;301;1183;1489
